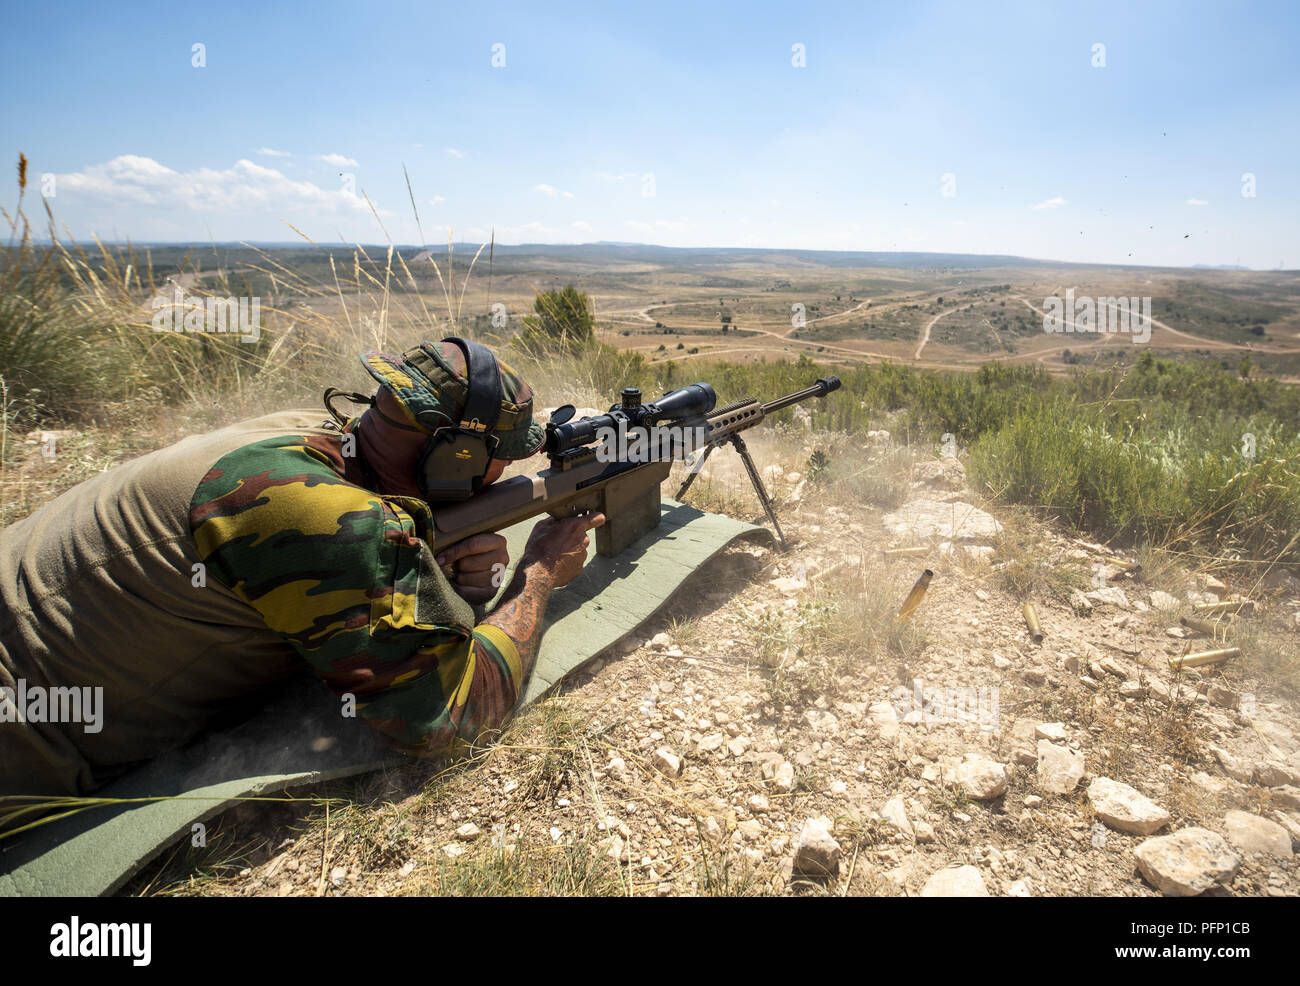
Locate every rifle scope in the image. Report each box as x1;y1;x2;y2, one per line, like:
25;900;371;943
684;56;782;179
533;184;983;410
544;382;716;455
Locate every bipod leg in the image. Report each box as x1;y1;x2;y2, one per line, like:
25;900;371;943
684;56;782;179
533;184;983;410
729;434;788;550
675;441;717;500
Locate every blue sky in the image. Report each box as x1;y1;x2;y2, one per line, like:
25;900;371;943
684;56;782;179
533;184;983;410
2;0;1297;268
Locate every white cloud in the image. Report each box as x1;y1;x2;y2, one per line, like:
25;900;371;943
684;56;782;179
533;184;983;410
1187;198;1209;206
534;183;559;197
256;147;291;158
53;154;376;216
316;153;358;167
571;220;593;233
428;195;446;205
446;147;464;158
562;190;574;199
1032;196;1068;210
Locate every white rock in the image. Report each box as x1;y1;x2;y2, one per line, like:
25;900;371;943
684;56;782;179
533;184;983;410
955;758;1009;800
650;632;671;651
1134;828;1241;897
696;733;724;753
1085;586;1131;609
1253;762;1297;788
1087;777;1171;835
1037;740;1085;794
1150;590;1181;610
749;794;771;814
882;499;1003;542
1211;746;1255;784
793;816;841;877
1224;810;1293;857
455;822;481;841
921;865;989;897
803;709;839;738
1035;722;1068;743
881;795;913;839
441;843;466;859
652;748;683;778
869;701;900;739
772;761;796;793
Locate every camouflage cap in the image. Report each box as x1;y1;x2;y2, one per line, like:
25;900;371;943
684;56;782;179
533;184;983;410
359;340;545;460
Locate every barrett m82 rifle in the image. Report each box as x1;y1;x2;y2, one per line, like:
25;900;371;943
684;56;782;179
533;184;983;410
428;376;841;557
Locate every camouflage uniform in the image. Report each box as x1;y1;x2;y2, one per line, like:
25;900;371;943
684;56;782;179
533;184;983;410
0;342;545;797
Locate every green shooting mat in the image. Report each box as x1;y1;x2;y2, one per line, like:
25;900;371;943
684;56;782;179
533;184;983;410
0;498;771;896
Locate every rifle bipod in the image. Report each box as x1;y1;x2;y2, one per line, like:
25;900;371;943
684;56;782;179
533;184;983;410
675;433;788;550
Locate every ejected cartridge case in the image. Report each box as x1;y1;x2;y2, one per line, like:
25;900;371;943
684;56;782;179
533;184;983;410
883;546;929;559
1169;647;1239;671
1023;602;1043;644
896;570;934;621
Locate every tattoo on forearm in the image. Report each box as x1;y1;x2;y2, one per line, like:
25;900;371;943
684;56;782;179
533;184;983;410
483;562;554;679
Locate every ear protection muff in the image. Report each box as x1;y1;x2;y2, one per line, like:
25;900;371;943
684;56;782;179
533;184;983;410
413;337;504;502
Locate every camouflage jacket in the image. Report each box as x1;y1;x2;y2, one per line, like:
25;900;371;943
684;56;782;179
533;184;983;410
188;426;522;755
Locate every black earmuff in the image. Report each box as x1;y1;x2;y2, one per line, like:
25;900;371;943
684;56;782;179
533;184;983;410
415;337;503;502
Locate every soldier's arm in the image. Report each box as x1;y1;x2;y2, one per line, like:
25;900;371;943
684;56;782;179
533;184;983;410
187;438;569;753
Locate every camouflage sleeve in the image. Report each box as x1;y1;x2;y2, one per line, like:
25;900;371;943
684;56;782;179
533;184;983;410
187;434;524;753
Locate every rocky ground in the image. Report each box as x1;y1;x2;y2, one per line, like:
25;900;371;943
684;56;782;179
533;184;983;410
12;415;1292;899
121;422;1298;898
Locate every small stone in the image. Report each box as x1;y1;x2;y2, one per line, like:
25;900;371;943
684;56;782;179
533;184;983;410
1150;590;1181;610
441;844;466;859
650;632;671;651
1134;828;1241;897
1270;786;1300;812
330;865;347;886
455;823;481;841
748;794;771;814
955;758;1008;800
398;860;416;878
1024;795;1043;807
1079;676;1100;690
830;780;848;796
793;816;841;878
1254;762;1298;788
737;819;762;841
697;733;724;753
1224;810;1293;857
1035;722;1068;743
772;761;796;793
1119;680;1146;699
1088;777;1171;835
1037;741;1085;794
700;816;724;844
726;737;749;758
1211;746;1254;784
913;821;936;843
1207;684;1239;710
652;748;683;778
881;795;913;839
921;865;988;897
993;654;1013;670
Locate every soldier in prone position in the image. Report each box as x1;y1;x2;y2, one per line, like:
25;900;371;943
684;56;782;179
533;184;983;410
0;338;602;798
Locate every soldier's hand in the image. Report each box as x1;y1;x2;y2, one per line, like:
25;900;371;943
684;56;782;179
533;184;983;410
435;533;510;605
523;512;606;588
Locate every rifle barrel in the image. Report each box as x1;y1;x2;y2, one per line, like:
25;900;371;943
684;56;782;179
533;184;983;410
760;376;841;415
